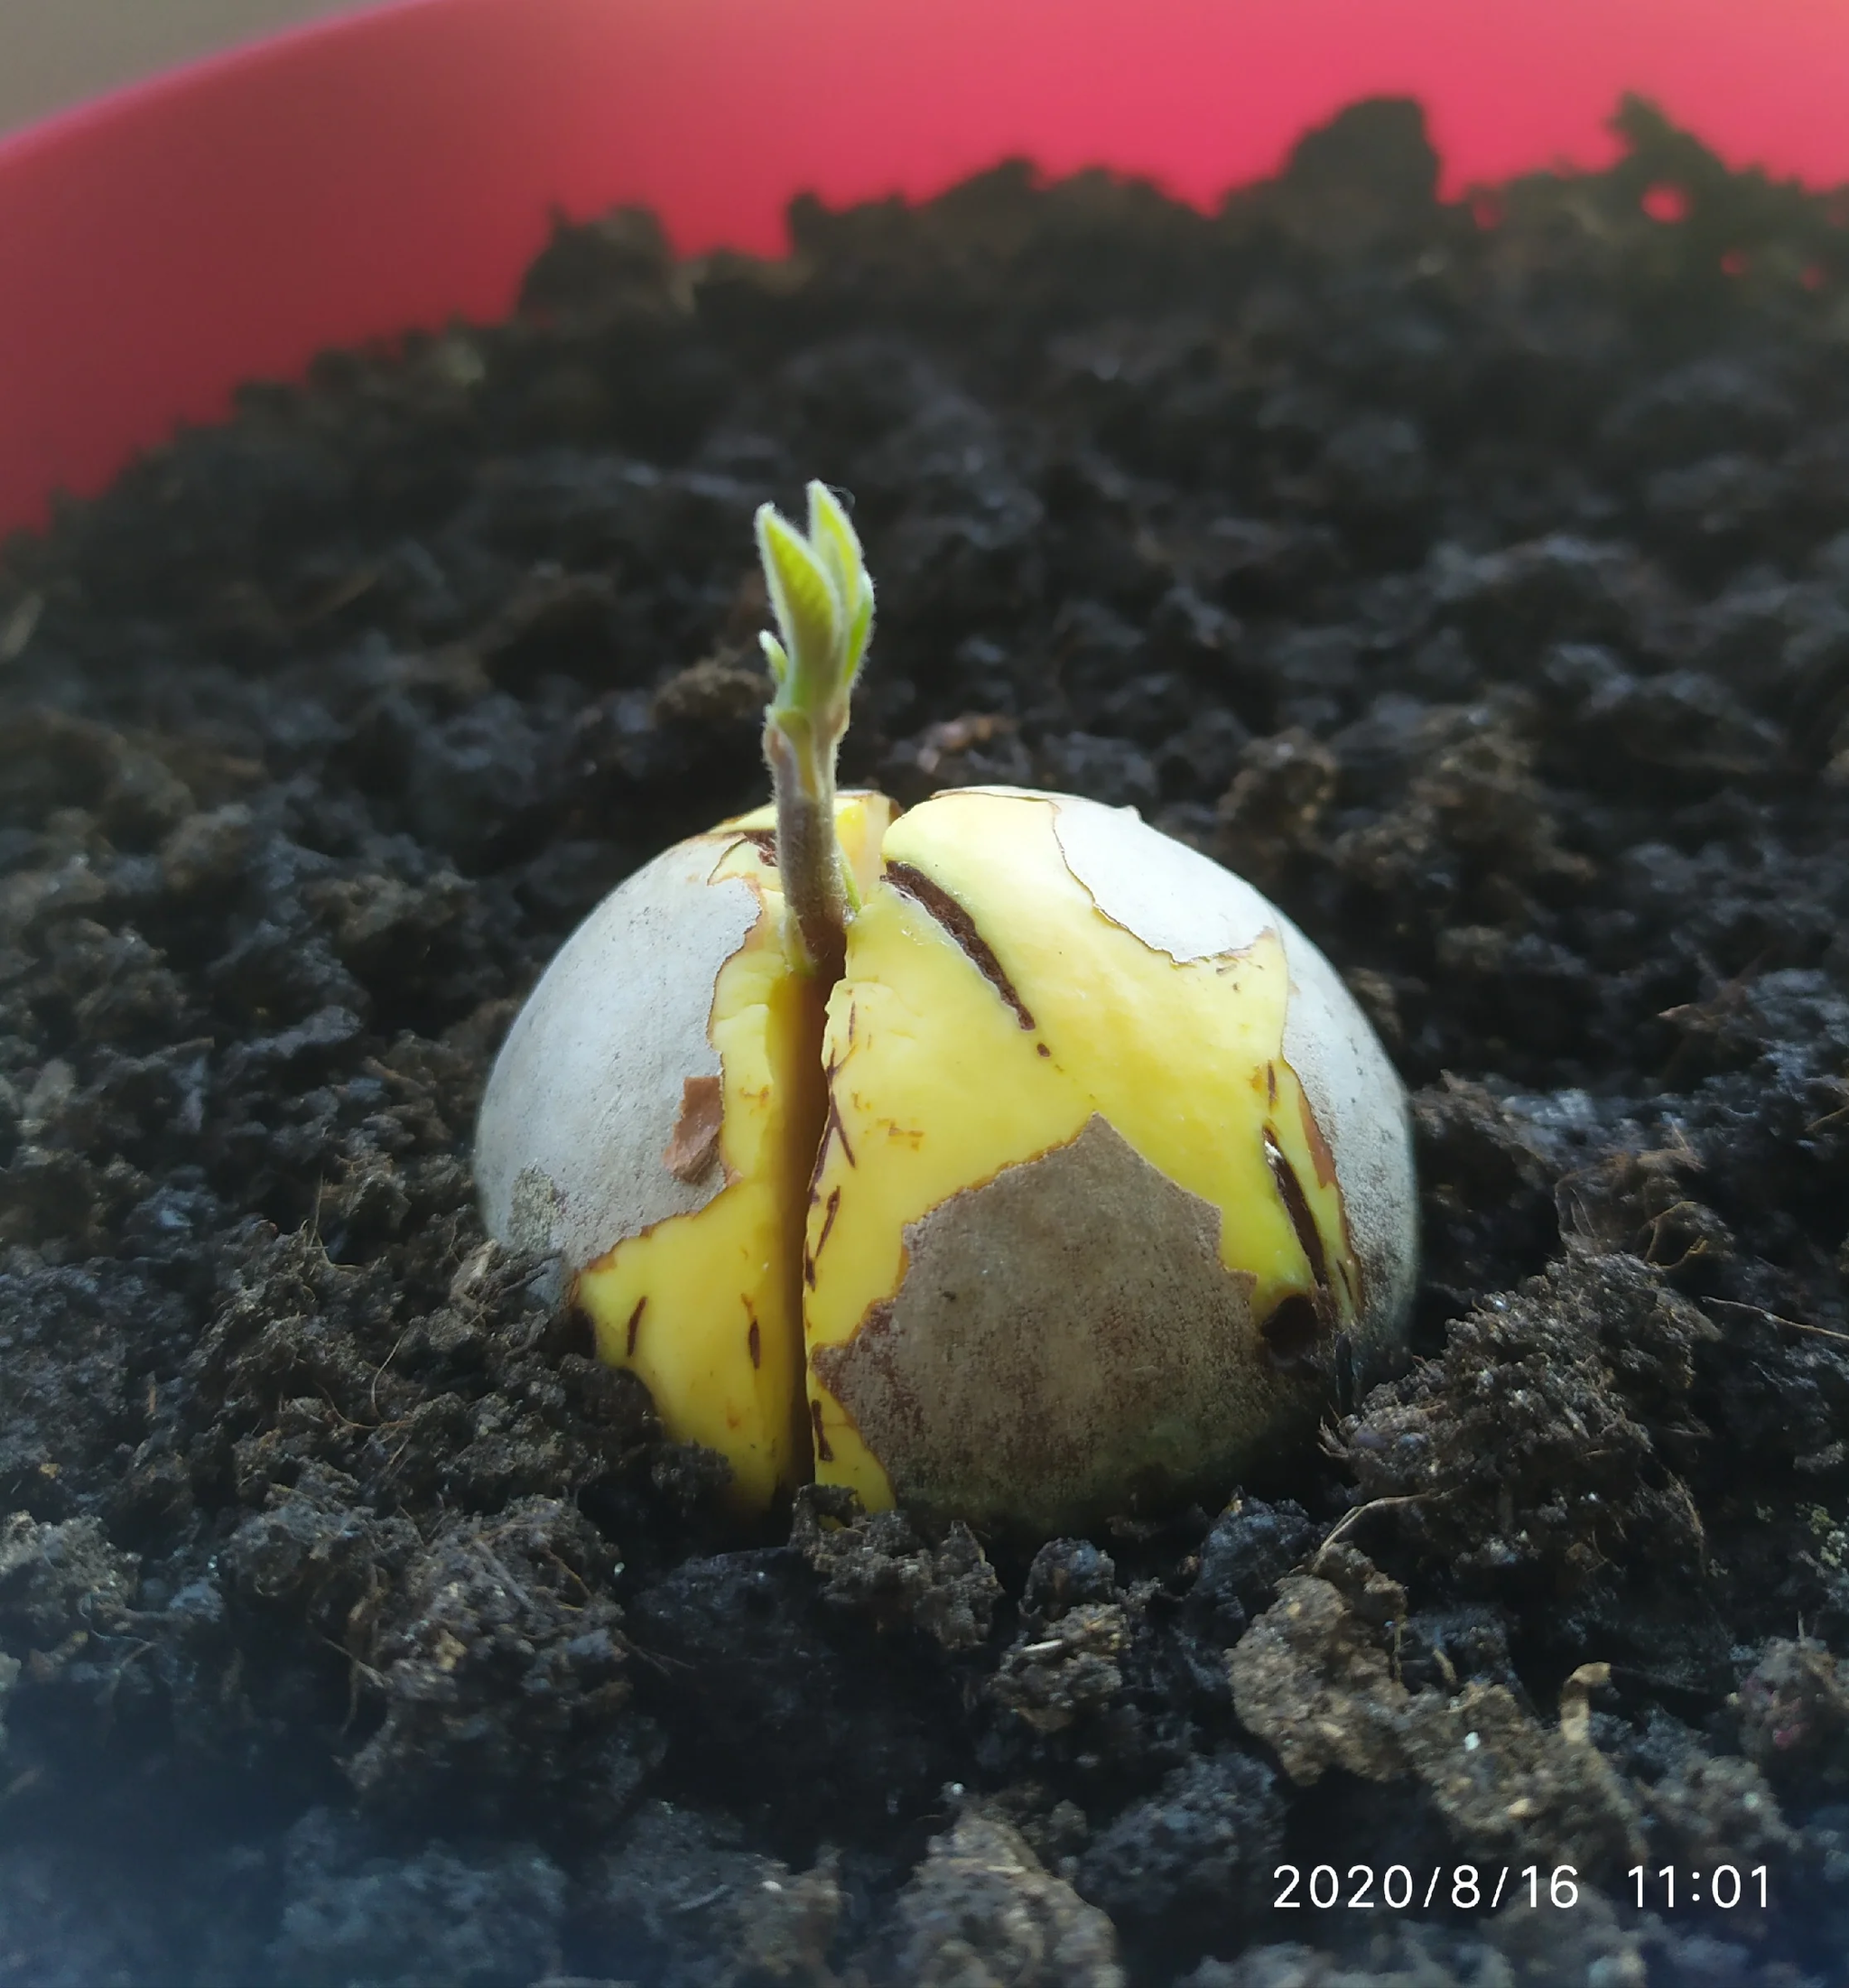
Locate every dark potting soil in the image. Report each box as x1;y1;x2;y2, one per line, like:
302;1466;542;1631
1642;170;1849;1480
4;90;1849;1986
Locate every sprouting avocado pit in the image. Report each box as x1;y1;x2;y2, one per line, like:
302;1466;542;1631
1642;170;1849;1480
473;485;1418;1537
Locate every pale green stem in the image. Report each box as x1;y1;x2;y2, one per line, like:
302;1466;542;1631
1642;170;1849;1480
765;711;849;984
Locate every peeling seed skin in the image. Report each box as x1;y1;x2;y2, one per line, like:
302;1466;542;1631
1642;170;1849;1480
663;1075;726;1184
813;1115;1285;1537
804;787;1416;1533
478;775;1413;1536
476;830;755;1268
1275;905;1419;1356
475;793;891;1510
990;786;1411;1379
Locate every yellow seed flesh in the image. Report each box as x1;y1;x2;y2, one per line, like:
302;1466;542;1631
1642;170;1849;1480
802;790;1357;1510
568;794;889;1510
562;787;1360;1519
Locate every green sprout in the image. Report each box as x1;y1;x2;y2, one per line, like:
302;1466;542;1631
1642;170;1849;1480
756;482;875;984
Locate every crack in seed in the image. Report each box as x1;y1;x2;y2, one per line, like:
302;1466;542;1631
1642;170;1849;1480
805;1185;842;1290
1264;1129;1331;1296
813;1054;856;1182
887;862;1036;1031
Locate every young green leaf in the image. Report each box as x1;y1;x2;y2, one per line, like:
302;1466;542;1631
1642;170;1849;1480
757;507;841;708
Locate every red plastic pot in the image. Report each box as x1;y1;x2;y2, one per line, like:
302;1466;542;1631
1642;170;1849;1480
5;0;1849;538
